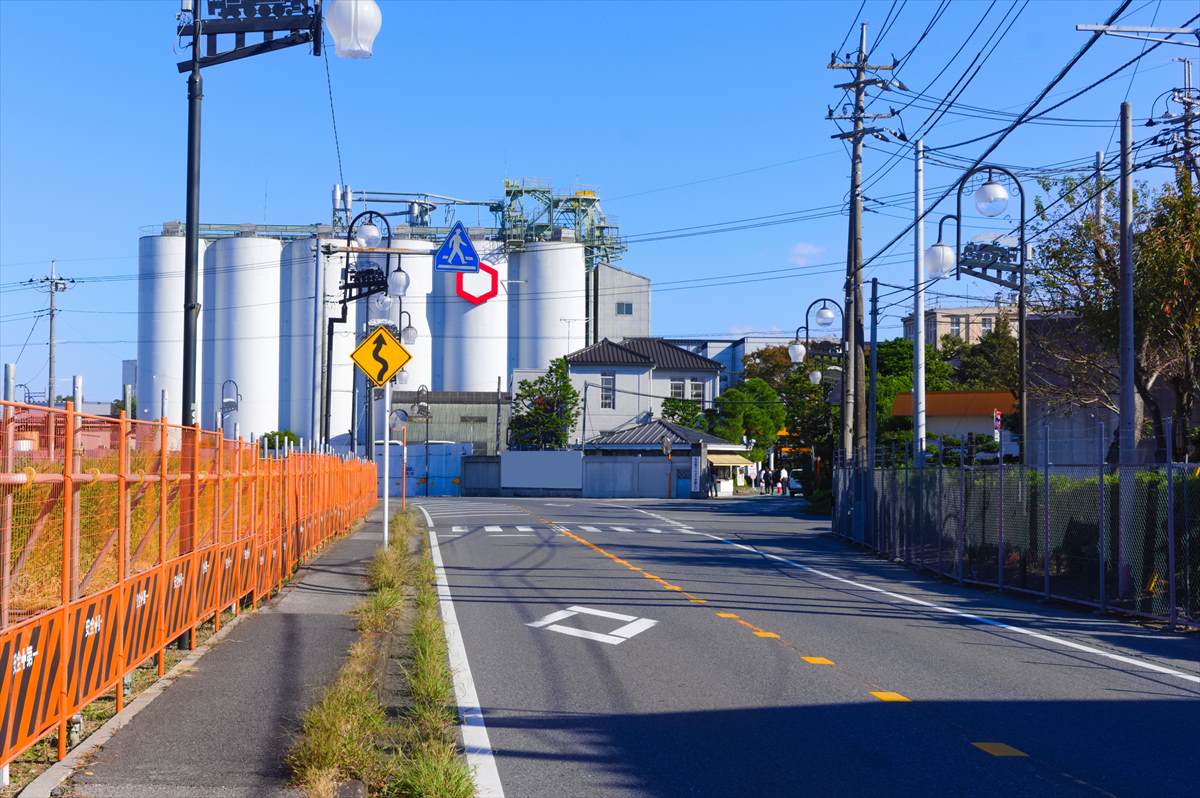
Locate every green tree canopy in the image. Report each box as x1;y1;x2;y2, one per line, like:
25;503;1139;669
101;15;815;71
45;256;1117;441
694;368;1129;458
660;398;704;429
711;377;785;462
510;358;581;450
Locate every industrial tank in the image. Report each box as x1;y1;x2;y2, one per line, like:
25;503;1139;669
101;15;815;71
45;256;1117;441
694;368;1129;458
200;242;217;428
390;239;436;389
437;240;507;392
280;238;317;438
136;234;208;424
322;245;356;450
210;235;282;438
511;241;586;370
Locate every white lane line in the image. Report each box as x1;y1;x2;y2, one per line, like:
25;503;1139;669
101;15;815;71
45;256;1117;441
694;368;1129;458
646;528;664;534
515;526;534;532
610;526;634;533
419;505;505;798
484;525;503;532
692;529;1200;687
490;534;535;537
579;526;601;533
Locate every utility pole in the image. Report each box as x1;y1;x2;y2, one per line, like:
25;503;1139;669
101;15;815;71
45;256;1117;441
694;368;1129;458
828;22;900;463
25;260;71;406
1118;101;1135;599
1176;58;1198;183
913;140;926;465
1095;150;1105;228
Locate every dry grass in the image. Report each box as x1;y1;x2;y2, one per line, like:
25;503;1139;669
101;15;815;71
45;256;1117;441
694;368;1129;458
289;509;473;798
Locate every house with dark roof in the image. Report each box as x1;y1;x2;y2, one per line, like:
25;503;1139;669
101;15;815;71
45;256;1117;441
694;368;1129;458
510;337;724;446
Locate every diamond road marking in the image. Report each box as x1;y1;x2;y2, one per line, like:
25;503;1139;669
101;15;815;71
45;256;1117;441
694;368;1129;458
527;605;658;646
484;526;502;532
516;526;534;532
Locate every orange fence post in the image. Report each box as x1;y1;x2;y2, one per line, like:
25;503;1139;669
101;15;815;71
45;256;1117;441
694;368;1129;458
158;417;167;677
214;432;223;632
115;411;128;714
57;403;74;760
233;439;242;616
188;424;199;649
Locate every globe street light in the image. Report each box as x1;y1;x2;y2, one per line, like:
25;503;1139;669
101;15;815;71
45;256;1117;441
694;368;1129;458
325;0;384;59
399;311;418;345
790;298;844;365
923;164;1028;463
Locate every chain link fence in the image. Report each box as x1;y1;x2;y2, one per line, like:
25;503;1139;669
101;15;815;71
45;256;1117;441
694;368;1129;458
838;451;1199;625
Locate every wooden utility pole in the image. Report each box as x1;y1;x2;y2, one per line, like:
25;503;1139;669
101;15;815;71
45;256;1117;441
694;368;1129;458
828;23;900;461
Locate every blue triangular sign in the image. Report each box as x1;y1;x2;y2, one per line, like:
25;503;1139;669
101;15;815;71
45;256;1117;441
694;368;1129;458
433;221;480;273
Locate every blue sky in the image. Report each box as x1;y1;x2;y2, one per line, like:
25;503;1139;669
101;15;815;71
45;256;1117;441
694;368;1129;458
1;0;1194;400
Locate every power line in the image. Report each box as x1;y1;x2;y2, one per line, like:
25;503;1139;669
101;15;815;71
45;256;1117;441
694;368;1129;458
321;43;345;188
859;0;1136;275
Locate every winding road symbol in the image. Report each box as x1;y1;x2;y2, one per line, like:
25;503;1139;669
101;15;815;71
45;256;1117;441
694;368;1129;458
350;324;412;387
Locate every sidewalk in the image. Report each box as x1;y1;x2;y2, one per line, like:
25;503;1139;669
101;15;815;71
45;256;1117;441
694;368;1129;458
54;509;383;798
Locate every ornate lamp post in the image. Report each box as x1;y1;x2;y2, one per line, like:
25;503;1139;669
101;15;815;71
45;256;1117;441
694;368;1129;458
925;166;1028;463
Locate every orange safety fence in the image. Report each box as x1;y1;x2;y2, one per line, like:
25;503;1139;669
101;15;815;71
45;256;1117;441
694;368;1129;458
0;401;377;767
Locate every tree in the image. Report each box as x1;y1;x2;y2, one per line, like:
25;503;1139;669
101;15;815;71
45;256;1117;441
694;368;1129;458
509;358;581;450
262;430;298;449
871;338;954;451
954;319;1019;392
110;396;137;417
1031;164;1200;458
710;377;785;462
661;398;704;429
743;346;794;392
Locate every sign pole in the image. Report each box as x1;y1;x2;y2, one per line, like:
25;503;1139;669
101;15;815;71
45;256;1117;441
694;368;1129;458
381;377;391;550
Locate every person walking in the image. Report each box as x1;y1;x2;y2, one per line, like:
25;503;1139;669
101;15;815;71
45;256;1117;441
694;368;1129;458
778;465;790;496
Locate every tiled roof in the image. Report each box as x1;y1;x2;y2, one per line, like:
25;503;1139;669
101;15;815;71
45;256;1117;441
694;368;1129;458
614;338;722;371
587;419;736;448
565;339;654;367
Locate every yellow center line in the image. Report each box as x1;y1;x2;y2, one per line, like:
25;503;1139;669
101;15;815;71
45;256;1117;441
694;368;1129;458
870;691;912;702
972;742;1028;757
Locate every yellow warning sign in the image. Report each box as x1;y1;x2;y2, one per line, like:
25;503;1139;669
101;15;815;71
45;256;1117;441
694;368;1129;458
351;325;412;388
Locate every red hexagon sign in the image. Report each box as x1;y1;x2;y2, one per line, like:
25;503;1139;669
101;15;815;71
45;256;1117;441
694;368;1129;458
456;261;499;305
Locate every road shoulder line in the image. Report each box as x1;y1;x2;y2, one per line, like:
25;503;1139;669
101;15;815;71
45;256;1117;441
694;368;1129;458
418;504;506;798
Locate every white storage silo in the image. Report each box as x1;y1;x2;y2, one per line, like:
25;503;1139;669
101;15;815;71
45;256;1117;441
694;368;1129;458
210;236;283;438
438;240;507;392
136;234;208;424
390;239;436;389
200;242;217;428
280;238;315;437
511;241;586;370
323;245;357;450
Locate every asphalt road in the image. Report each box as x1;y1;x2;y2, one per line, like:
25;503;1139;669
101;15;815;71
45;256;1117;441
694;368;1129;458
421;495;1199;798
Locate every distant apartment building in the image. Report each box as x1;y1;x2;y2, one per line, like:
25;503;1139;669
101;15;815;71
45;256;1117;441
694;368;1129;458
902;305;1012;350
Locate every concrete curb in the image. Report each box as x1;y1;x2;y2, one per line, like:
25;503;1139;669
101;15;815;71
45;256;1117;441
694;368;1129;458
19;519;369;798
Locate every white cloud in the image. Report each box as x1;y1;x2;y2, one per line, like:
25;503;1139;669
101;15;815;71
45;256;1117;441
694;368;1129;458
788;242;823;266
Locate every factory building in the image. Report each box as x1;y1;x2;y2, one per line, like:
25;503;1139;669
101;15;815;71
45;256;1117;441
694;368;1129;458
134;178;647;452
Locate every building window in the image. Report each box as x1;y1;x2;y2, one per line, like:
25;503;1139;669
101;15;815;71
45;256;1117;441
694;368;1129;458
981;316;994;335
600;372;615;409
670;378;685;400
615;302;633;316
690;380;704;402
904;320;913;340
949;316;962;339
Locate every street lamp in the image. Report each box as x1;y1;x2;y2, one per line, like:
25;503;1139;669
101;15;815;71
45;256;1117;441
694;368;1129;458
218;378;239;437
923;165;1028;462
413;385;432;497
790;299;845;396
399;311;418;345
177;0;382;428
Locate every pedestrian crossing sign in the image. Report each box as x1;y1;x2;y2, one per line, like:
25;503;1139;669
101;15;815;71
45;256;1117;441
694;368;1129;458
434;221;480;273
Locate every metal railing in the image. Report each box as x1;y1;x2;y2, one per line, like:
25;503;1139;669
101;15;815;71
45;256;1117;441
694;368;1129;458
0;400;377;767
835;448;1199;627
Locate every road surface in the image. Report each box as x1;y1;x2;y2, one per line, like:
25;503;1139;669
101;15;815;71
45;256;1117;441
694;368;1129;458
420;496;1199;798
